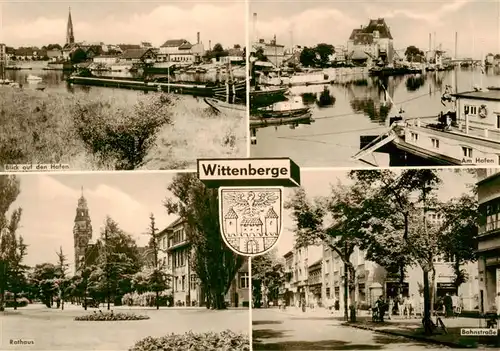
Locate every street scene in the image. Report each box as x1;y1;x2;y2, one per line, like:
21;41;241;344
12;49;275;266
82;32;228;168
0;0;246;171
252;168;500;349
249;0;500;168
0;173;249;350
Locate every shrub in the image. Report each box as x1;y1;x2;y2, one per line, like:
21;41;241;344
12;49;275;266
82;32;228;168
121;292;172;307
75;310;149;321
72;93;174;170
130;330;249;351
5;297;29;308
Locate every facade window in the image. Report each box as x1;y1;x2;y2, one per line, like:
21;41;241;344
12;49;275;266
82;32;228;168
462;146;473;158
464;105;477;115
411;132;419;142
497;115;500;129
325;260;330;274
431;138;440;149
239;272;249;289
358;283;366;302
326;287;331;298
190;274;197;290
174;277;178;292
181;275;185;291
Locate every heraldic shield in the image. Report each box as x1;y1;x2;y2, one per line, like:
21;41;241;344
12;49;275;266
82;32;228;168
219;187;283;257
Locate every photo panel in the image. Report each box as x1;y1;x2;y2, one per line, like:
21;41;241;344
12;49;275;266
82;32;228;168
251;167;500;350
0;0;247;172
249;0;500;168
0;171;250;350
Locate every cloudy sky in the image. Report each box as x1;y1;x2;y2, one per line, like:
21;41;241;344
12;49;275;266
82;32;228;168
251;0;500;59
1;0;245;49
276;168;478;260
7;172;181;274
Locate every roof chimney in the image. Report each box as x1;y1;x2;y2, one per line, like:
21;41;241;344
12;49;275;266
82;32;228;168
197;32;200;44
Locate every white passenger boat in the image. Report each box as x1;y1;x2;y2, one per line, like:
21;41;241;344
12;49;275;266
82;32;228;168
353;87;500;166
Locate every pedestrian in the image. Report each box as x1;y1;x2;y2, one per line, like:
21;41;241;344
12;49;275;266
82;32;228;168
404;295;411;319
419;294;424;316
444;293;453;318
451;293;459;317
376;295;386;322
409;294;416;318
397;293;404;318
387;297;394;320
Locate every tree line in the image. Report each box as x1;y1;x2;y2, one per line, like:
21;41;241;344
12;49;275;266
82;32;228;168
0;173;244;312
285;169;477;334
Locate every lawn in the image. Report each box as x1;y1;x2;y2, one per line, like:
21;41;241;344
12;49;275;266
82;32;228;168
1;304;249;350
0;87;246;170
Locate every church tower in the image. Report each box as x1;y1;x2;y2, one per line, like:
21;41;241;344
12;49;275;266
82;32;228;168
66;7;75;45
73;187;92;272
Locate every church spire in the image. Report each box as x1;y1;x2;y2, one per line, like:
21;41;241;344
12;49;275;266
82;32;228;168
66;7;75;45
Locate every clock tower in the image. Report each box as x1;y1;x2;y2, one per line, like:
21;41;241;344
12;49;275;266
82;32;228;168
73;187;92;273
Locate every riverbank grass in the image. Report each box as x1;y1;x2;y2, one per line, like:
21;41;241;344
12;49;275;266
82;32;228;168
0;87;245;170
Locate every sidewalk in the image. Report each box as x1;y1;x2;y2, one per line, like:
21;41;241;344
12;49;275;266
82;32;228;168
342;315;500;348
264;306;371;319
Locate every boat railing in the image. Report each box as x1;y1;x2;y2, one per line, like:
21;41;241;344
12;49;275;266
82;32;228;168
406;116;500;143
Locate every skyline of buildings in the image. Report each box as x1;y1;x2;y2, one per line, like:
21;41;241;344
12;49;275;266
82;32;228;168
1;1;245;49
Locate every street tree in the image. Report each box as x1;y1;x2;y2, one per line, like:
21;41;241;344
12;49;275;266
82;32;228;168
0;175;21;311
141;213;170;309
31;263;62;308
350;169;444;333
299;47;317;67
55;246;69;310
6;219;28;310
315;43;335;66
405;45;425;62
285;186;361;321
438;194;478;290
252;250;284;308
164;173;245;310
348;170;418;292
95;217;142;309
70;48;87;64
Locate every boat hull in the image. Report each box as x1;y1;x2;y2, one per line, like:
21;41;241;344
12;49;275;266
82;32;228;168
255;107;310;118
250;112;312;128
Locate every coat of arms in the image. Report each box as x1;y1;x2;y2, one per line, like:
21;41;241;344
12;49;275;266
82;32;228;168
219;187;283;256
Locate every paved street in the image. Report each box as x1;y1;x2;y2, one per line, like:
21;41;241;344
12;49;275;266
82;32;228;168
1;303;249;350
252;308;447;350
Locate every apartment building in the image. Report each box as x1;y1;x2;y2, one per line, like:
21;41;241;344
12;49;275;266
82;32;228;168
158;218;249;307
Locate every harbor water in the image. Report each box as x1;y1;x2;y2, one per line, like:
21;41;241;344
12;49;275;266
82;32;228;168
4;61;220;107
250;67;500;167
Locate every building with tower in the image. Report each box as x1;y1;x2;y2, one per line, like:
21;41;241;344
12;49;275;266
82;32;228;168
73;188;93;273
63;7;80;60
66;7;75;45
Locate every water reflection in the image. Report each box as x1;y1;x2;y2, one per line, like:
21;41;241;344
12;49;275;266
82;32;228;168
318;87;335;107
251;66;500;167
406;74;426;92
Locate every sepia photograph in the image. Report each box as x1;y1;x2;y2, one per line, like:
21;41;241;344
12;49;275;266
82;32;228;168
0;172;250;350
0;0;247;171
252;168;499;349
249;0;500;168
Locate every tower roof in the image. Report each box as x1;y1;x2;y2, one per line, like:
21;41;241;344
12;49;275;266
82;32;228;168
225;207;238;219
265;207;278;219
66;7;75;45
